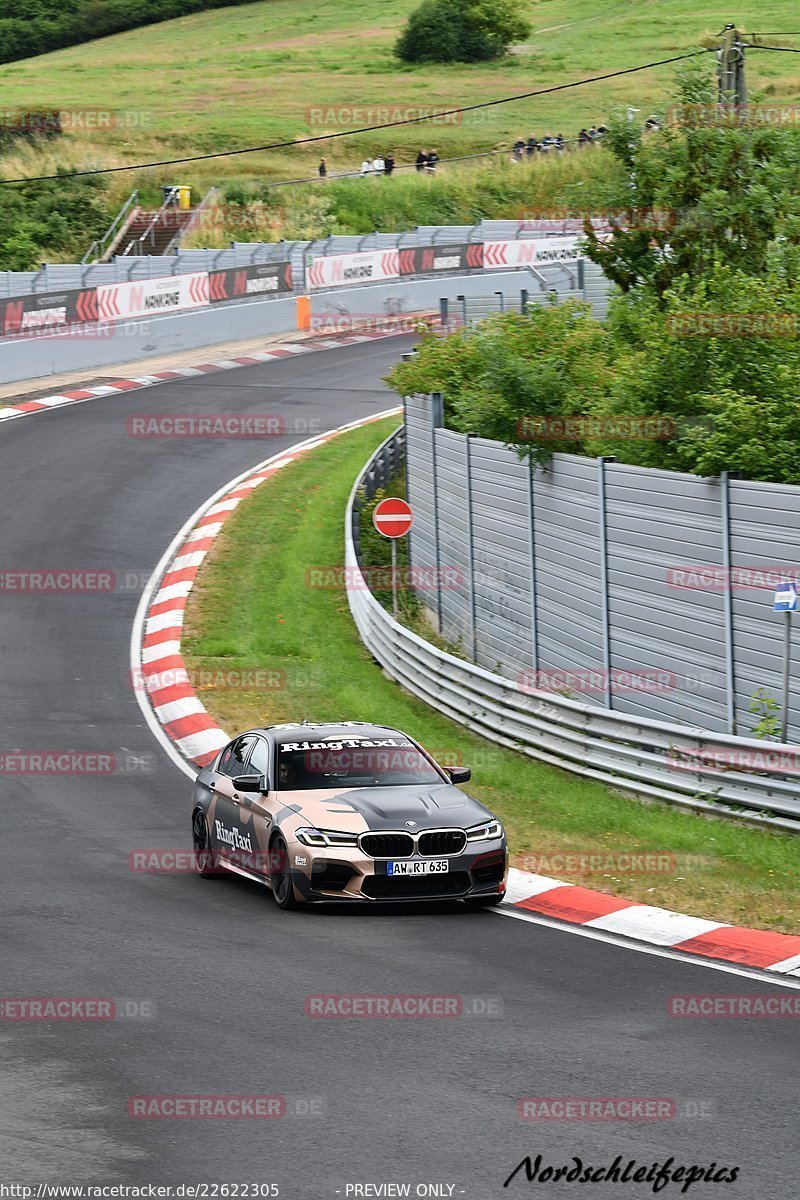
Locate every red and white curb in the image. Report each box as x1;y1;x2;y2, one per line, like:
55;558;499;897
504;870;800;978
0;331;400;425
130;410;800;983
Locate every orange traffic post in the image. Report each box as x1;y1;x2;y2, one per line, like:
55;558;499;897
296;295;311;331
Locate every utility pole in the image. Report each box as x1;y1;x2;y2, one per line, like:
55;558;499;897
717;24;747;114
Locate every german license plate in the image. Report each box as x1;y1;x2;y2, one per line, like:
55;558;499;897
387;860;448;876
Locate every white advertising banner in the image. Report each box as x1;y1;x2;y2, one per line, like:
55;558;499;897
97;272;210;321
483;237;584;269
307;249;400;290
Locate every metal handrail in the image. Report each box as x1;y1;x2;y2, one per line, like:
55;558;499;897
163;187;218;257
122;187;179;257
82;190;139;264
345;430;800;835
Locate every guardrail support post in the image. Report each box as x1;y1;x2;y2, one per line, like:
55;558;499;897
440;297;448;332
597;456;615;710
431;392;445;635
465;435;478;660
456;295;467;327
720;470;737;734
527;458;539;673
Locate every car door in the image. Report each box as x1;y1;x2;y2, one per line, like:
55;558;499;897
234;735;275;878
208;734;260;863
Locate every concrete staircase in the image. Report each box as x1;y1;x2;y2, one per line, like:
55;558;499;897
121;207;196;256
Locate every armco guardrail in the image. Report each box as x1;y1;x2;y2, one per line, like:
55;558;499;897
346;430;800;834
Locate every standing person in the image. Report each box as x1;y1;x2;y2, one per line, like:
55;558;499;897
373;154;385;175
416;148;428;172
426;148;439;173
360;157;372;176
384;153;395;176
578;128;591;148
513;137;525;161
555;133;565;151
526;134;538;157
318;158;327;177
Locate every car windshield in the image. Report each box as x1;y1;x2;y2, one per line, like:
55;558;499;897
274;739;443;790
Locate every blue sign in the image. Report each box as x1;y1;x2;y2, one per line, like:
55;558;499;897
773;582;799;612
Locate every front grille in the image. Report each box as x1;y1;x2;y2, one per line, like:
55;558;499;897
362;872;471;899
359;832;414;859
418;830;467;857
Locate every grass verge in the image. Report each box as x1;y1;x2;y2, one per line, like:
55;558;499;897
183;416;799;933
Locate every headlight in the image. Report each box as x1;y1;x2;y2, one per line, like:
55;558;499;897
296;827;359;848
466;819;504;842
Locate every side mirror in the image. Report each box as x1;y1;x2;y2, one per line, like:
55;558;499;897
232;774;269;794
446;766;471;784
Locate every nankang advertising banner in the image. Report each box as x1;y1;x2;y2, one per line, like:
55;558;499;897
97;272;210;321
483;237;584;268
0;287;98;336
398;243;484;275
307;249;399;290
209;262;293;302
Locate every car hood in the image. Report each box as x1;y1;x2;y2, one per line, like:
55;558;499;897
289;783;493;831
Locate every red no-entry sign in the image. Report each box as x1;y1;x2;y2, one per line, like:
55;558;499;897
372;497;413;539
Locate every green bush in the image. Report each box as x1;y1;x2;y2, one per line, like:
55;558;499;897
395;0;531;65
0;171;112;269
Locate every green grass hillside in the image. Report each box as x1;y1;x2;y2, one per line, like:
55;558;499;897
0;1;799;193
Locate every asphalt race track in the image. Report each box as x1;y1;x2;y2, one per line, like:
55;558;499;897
1;335;797;1197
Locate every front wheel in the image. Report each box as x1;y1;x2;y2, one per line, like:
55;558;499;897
192;809;219;878
269;833;300;910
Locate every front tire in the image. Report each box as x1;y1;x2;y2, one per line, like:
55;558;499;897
192;809;219;878
269;833;300;910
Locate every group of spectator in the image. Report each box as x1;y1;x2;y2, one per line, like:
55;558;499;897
359;153;398;175
316;123;624;180
511;125;607;161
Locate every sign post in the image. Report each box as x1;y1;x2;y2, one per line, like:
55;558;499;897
372;498;414;620
772;581;798;741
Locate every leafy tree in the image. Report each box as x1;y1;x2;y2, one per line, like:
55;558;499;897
395;0;531;65
388;300;612;466
582;65;800;300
